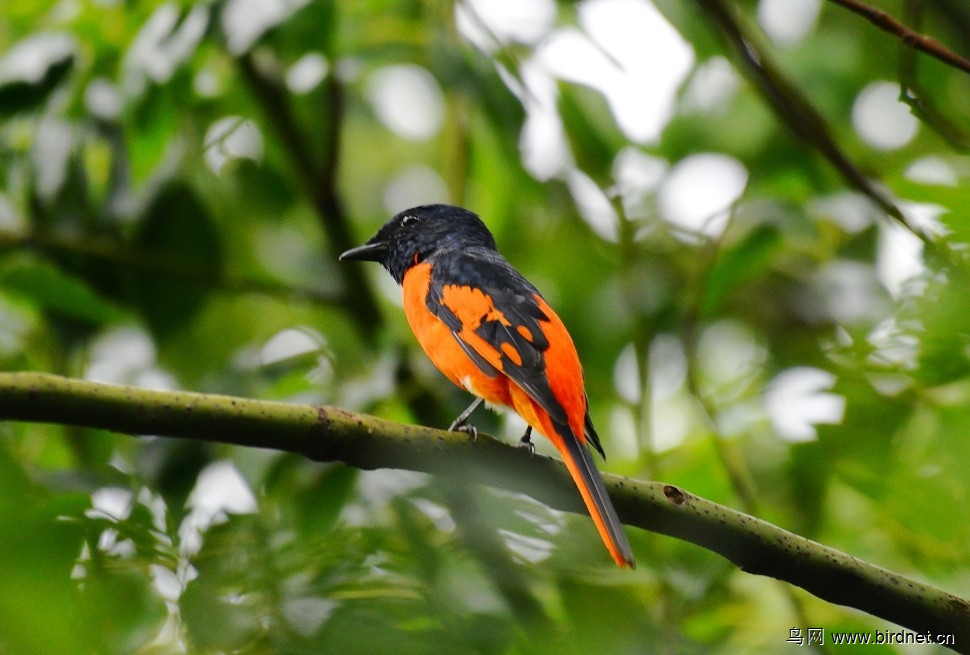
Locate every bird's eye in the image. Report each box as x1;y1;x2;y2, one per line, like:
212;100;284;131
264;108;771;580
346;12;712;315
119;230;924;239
401;214;419;227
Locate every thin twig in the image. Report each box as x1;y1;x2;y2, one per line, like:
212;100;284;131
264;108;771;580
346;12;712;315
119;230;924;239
828;0;970;75
680;203;760;512
609;195;655;470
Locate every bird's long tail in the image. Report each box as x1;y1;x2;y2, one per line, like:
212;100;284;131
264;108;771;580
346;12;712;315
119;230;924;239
555;421;636;568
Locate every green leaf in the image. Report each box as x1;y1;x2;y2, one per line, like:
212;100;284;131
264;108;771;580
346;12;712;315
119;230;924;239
181;576;260;652
0;37;74;116
891;177;970;245
132;182;223;340
913;269;970;386
295;464;359;536
0;254;127;325
702;224;783;314
180;516;267;651
558;83;626;185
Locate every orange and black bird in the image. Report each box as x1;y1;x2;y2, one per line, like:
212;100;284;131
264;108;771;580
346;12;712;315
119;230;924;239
340;204;635;569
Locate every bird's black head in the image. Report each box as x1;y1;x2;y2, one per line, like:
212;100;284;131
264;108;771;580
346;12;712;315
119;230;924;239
339;204;498;284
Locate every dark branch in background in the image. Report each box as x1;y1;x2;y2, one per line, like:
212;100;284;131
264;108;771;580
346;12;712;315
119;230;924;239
312;71;359;274
828;0;970;75
693;0;931;243
235;51;383;342
0;372;967;650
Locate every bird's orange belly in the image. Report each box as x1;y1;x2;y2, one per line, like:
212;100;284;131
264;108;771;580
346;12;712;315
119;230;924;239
402;263;515;409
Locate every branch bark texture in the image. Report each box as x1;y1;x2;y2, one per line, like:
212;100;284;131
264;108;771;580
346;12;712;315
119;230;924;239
0;372;967;649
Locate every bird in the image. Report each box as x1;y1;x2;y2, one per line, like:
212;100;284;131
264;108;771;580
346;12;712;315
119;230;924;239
339;204;635;569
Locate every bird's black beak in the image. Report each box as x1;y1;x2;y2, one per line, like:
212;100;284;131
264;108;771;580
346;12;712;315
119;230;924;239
339;241;387;262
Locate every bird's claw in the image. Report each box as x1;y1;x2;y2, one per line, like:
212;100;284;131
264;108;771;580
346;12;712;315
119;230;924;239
518;429;535;457
450;421;478;442
449;397;483;442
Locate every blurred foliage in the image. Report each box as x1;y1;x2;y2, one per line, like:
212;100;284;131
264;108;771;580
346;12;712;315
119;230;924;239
1;0;969;653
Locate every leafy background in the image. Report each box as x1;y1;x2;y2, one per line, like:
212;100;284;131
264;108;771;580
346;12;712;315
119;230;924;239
1;0;969;653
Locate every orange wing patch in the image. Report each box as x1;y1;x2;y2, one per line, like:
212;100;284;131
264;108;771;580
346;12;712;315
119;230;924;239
440;285;511;331
500;342;522;366
438;284;510;372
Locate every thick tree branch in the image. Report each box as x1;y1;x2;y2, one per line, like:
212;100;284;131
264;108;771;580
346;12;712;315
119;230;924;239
0;372;967;649
828;0;970;75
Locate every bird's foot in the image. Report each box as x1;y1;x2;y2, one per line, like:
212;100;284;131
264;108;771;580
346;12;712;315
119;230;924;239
449;419;478;442
449;398;483;441
517;427;535;456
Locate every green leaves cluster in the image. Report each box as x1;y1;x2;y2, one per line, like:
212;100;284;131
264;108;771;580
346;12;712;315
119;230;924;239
1;1;969;653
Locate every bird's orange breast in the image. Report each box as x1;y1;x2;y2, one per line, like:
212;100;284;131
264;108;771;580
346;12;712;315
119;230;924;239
402;262;515;408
